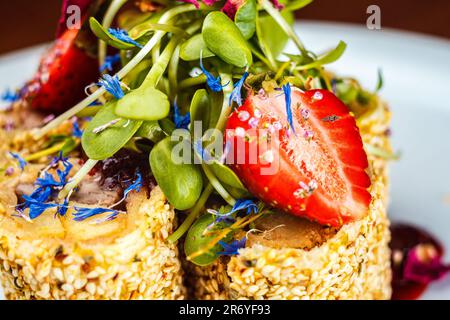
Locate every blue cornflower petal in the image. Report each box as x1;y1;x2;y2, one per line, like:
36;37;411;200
215;215;236;225
1;89;20;103
98;74;125;100
123;172;143;198
21;194;59;219
282;83;295;134
9;152;27;171
228;199;258;216
15;154;74;220
36;155;73;189
229;72;249;107
173;100;191;129
57;198;69;217
72;120;83;138
108;28;143;48
208;199;258;227
218;237;247;256
100;53;121;72
28;186;53;204
73;207;118;222
199;56;227;92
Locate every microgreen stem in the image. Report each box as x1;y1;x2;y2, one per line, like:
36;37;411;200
151;39;161;65
259;0;308;57
168;184;214;243
275;61;291;80
34;4;198;139
143;36;181;88
58;159;98;200
168;45;181;96
214;73;234;132
179;75;207;89
247;41;276;71
25;141;67;162
99;0;128;67
202;163;236;206
143;16;201;88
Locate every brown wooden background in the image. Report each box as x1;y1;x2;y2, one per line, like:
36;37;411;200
0;0;449;54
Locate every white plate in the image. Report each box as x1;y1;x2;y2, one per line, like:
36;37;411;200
1;21;450;300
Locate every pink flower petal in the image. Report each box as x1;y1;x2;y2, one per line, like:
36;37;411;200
404;244;450;284
222;0;245;19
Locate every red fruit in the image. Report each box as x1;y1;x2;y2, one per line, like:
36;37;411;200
21;28;99;114
225;88;372;227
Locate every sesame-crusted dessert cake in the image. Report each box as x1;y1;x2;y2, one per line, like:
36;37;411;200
0;102;185;300
185;93;393;300
1;0;396;300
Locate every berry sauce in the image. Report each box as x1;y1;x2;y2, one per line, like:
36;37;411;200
390;224;444;300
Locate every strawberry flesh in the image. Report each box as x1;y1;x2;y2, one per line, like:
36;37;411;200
225;88;371;227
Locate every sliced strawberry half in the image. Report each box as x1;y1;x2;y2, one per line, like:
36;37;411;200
21;28;99;114
225;88;372;227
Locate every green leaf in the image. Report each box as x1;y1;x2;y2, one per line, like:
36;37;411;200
208;91;223;129
135;121;166;143
115;86;170;121
184;214;227;266
179;34;215;61
209;161;247;191
158;118;176;136
284;0;313;11
375;68;383;92
89;17;137;50
82;102;143;160
296;41;347;70
336;81;359;105
150;137;203;210
61;138;79;156
129;22;189;41
190;89;210;135
202;12;253;68
235;0;257;40
256;10;294;60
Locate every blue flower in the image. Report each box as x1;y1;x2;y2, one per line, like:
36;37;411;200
57;198;69;217
100;54;121;72
229;72;249;107
98;74;125;100
88;100;102;107
1;89;20;103
21;193;58;220
199;56;227;92
15;154;73;220
108;28;143;48
9;152;27;171
208;199;258;225
282;83;295;134
72;120;83;138
230;199;259;215
218;237;247;256
174;100;191;129
36;154;73;189
123;172;143;198
73;207;118;222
